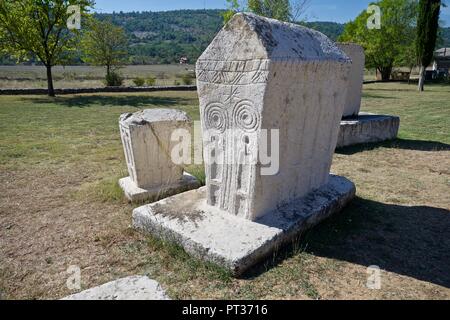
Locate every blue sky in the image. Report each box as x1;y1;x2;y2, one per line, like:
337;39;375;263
94;0;450;25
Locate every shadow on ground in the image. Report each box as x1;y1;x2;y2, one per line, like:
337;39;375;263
20;95;195;108
244;197;450;288
364;83;449;92
363;87;417;92
362;93;397;99
336;138;450;155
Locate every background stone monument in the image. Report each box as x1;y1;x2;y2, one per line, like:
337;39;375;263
337;43;365;118
119;108;199;202
132;14;356;276
336;42;400;148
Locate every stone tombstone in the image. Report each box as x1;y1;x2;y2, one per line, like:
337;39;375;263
132;13;356;276
119;108;199;202
335;43;399;148
196;13;352;221
336;43;365;117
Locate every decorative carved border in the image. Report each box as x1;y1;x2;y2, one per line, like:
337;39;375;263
197;59;270;85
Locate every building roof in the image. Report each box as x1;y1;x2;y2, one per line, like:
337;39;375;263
435;48;450;59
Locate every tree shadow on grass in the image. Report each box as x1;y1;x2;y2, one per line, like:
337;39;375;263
336;138;450;155
20;95;195;109
364;87;416;92
364;83;448;92
244;197;450;288
362;93;397;99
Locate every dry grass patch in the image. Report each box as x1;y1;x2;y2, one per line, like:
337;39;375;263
0;83;449;300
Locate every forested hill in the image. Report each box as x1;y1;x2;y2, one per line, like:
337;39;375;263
94;10;347;64
96;10;225;64
301;21;345;41
0;9;449;65
97;10;344;64
94;10;450;64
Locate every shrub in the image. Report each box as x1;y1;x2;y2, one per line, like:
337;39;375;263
174;80;181;86
157;72;167;79
105;71;124;87
133;77;145;87
146;76;156;86
181;73;195;85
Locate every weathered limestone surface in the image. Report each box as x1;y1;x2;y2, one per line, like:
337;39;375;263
119;173;200;203
337;113;400;148
133;14;356;275
196;13;351;221
119;109;200;202
62;276;170;300
133;175;356;276
337;43;365;117
334;43;400;147
120;108;189;189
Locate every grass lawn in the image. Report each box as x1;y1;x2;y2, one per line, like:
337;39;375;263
0;65;196;89
0;65;379;89
0;82;449;300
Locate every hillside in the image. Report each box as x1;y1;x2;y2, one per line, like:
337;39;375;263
301;21;345;41
1;9;449;65
96;10;347;64
440;27;450;47
96;10;225;64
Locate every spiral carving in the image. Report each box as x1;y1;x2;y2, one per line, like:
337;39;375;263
232;100;260;133
204;103;227;133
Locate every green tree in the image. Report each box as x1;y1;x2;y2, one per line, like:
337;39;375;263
248;0;292;21
0;0;93;96
81;17;128;84
340;0;417;81
416;0;441;91
223;0;310;24
396;40;417;83
223;0;240;24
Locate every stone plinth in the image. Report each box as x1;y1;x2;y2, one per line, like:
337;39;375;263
119;109;200;202
62;276;170;300
337;113;400;148
133;175;355;276
119;173;200;203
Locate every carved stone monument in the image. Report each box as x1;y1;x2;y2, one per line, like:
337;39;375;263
337;43;365;117
133;14;356;275
336;42;400;148
119;109;199;202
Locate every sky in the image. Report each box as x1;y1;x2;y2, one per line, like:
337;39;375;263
94;0;450;25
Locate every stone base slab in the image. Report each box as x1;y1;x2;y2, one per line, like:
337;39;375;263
132;175;356;276
119;173;200;203
337;113;400;148
62;276;170;300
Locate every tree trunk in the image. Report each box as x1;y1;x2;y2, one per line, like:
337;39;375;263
46;65;55;97
408;66;413;85
378;66;392;82
418;65;425;91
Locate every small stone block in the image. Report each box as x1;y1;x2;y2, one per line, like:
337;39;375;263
119;172;201;203
133;175;356;276
62;276;170;300
337;113;400;148
119;108;191;190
